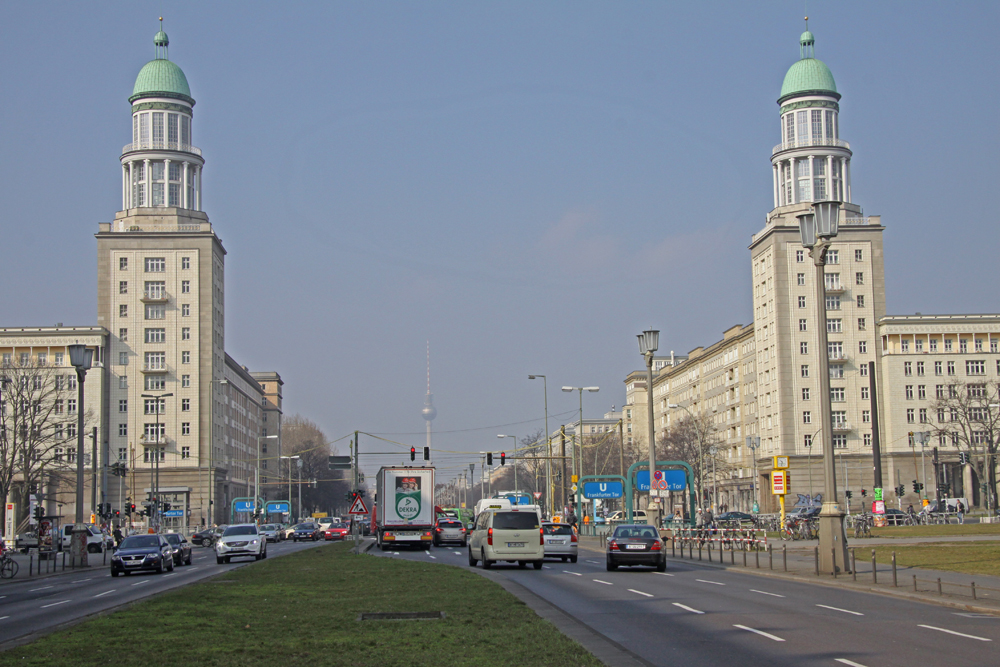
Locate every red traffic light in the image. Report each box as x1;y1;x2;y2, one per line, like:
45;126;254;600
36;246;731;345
500;452;506;466
410;447;416;461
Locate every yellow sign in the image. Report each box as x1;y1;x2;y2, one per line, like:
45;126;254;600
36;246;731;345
772;456;789;470
311;512;328;518
460;502;466;508
571;475;578;483
771;470;789;495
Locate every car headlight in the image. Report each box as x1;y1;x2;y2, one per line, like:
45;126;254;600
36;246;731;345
111;554;121;561
251;539;258;545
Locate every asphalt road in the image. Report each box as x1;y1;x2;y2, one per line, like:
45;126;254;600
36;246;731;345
0;538;325;647
373;542;999;667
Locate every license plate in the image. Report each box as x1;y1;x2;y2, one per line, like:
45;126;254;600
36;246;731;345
507;542;525;548
626;544;646;550
550;539;566;545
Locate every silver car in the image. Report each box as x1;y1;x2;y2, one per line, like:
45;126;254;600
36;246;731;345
432;518;467;547
259;524;282;543
542;522;578;563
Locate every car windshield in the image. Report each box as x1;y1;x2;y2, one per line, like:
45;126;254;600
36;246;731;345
614;526;658;539
223;526;257;536
120;536;159;549
294;524;314;530
543;525;573;535
492;512;539;530
164;534;181;544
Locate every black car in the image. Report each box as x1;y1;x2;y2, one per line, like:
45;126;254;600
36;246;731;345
191;526;226;548
715;511;754;525
606;524;666;572
164;533;193;566
291;523;320;541
111;535;175;576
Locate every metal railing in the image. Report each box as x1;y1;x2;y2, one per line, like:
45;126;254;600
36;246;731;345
772;138;851;154
122;141;202;156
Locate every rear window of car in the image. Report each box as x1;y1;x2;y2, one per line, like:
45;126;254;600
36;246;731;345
492;512;539;530
223;526;257;536
543;525;572;535
437;520;461;527
614;526;658;539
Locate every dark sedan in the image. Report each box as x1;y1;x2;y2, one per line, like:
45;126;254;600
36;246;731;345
111;535;175;576
192;525;226;548
164;533;193;566
606;524;666;572
291;523;320;541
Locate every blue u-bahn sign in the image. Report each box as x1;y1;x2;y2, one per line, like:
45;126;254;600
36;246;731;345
582;481;624;499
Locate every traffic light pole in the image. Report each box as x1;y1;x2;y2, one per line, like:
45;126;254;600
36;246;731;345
869;361;883;489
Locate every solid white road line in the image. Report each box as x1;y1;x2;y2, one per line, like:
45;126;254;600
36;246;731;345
628;589;654;597
29;586;53;592
733;625;785;642
672;603;705;614
40;600;70;609
750;589;785;598
93;590;116;598
816;604;864;616
564;571;582;576
593;579;613;585
654;572;675;577
917;624;992;642
131;580;150;587
0;595;5;599
835;660;869;667
696;579;725;586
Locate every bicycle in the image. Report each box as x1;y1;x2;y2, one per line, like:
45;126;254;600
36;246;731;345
0;551;18;579
853;513;872;538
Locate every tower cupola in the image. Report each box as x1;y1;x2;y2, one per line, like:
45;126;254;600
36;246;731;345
120;20;204;213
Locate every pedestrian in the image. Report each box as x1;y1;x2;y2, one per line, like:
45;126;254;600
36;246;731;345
956;500;965;524
695;507;704;528
113;526;123;547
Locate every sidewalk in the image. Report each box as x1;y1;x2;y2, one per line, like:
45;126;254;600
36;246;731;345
578;535;1000;614
1;548;112;583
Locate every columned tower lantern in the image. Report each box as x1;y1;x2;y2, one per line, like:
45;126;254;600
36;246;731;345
121;20;205;212
771;29;852;209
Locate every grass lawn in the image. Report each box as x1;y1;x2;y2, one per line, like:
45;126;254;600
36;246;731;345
869;523;1000;539
0;544;602;667
865;542;1000;578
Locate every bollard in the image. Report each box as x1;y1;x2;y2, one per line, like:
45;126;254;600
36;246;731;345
671;538;676;558
708;542;712;563
768;543;773;570
851;549;857;581
832;549;837;577
689;542;693;559
913;575;917;592
29;551;33;577
698;543;702;561
892;552;897;587
871;550;877;584
730;547;735;565
755;547;760;569
937;578;942;595
742;547;747;567
783;544;787;571
814;546;819;575
972;582;977;600
62;551;66;571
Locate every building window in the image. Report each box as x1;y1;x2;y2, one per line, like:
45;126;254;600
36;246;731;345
145;304;166;320
935;385;945;399
975;338;984;352
855;272;864;285
118;328;128;343
144;351;165;371
119;399;127;413
182;398;191;411
145;375;165;391
859;340;867;354
803;411;811;424
937;408;945;422
797;273;805;286
182;280;191;294
960;339;968;353
801;365;809;378
830;364;844;379
919;408;928;423
856;295;865;308
830;387;845;402
992;339;999;353
144;257;166;272
824;273;841;290
901;339;910;353
802;388;811;400
905;385;914;399
182;374;191;388
918;385;926;400
119;375;127;389
119;352;128;366
827;249;839;264
967;360;986;375
948;361;956;376
827;319;842;333
118;424;128;439
863;433;872;447
832;434;847;449
804;434;813;448
182;257;190;270
181;327;190;340
935;361;943;376
54;399;63;415
945;339;953;352
119;281;128;294
906;409;915;423
182;351;191;364
858;318;866;331
120;257;128;270
828;341;843;359
826;295;841;310
930;338;939;352
144;398;165;415
799;319;808;332
182;422;191;436
860;364;868;376
181;446;191;459
916;361;924;376
182;304;191;317
798;296;807;308
904;361;915;376
862;409;871;423
119;304;128;318
796;250;804;263
855;249;863;262
800;342;808;354
145;328;166;343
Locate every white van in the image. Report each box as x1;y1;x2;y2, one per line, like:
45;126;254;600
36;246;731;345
474;498;511;518
468;506;544;569
57;525;112;553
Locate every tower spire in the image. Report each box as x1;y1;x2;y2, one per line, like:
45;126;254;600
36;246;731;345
422;341;437;455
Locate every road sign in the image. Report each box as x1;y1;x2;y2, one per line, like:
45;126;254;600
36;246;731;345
653;470;663;481
637;470;686;491
532;492;543;500
329;455;352;470
571;484;578;493
571;475;578;483
349;495;370;514
163;509;184;518
234;500;254;512
583;481;623;499
770;470;788;495
266;502;289;513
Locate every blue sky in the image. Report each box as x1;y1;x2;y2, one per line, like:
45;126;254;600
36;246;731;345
2;2;999;481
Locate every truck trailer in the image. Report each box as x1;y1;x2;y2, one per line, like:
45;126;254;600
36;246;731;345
375;466;435;550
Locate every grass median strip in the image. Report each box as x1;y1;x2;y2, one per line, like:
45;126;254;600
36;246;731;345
869;523;1000;539
0;544;602;667
869;542;1000;578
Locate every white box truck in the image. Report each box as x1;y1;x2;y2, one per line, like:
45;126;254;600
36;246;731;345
375;466;435;551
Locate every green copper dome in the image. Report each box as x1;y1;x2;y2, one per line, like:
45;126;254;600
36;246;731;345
129;27;194;105
778;31;839;104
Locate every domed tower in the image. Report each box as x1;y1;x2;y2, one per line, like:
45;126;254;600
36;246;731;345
120;21;204;211
771;29;852;209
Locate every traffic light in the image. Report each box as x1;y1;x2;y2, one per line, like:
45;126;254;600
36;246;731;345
912;480;919;493
357;489;365;498
959;452;969;465
844;490;853;499
114;509;120;518
896;485;905;496
129;503;136;514
860;489;867;498
487;452;493;466
33;505;44;521
345;492;353;502
423;446;430;461
500;452;506;466
163;502;171;512
940;482;951;496
410;447;416;461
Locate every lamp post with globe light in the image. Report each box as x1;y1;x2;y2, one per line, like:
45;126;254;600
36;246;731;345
68;343;93;567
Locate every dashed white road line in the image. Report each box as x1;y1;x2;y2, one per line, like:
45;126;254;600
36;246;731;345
93;590;116;598
71;578;92;583
586;560;601;564
131;580;150;587
593;579;613;586
564;571;582;576
654;572;674;577
750;589;785;598
835;660;869;667
628;589;654;598
0;616;9;621
672;603;705;614
696;579;725;586
162;573;177;577
29;586;53;592
40;600;70;609
733;625;785;642
816;604;864;616
428;555;437;559
917;624;991;642
393;552;400;555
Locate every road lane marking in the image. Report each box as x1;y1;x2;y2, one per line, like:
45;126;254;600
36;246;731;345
131;580;151;587
734;625;785;642
162;573;177;577
917;624;991;642
0;616;8;621
654;572;674;577
586;560;601;564
428;555;436;559
672;603;705;614
40;600;70;609
393;552;400;555
835;660;869;667
696;579;725;586
0;596;5;599
593;579;613;585
93;590;116;598
564;571;582;576
71;578;92;583
750;589;785;598
816;604;864;616
628;589;654;598
29;586;53;592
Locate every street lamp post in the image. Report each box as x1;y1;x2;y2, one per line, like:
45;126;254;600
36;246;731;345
255;434;279;522
68;343;93;567
498;434;518;494
798;200;849;574
528;375;551;518
562;386;599;525
280;455;300;522
636;330;660;527
140;392;172;529
709;445;719;511
668;402;716;514
746;435;760;512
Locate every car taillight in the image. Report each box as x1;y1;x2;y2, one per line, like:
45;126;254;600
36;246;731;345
435;528;442;532
487;527;493;545
540;527;544;546
651;540;662;551
609;540;620;551
570;533;578;543
459;527;465;532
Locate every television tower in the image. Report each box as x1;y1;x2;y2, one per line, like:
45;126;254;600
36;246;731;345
421;342;437;460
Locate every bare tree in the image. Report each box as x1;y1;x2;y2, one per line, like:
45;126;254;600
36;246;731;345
281;415;350;517
928;379;1000;509
659;412;721;508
